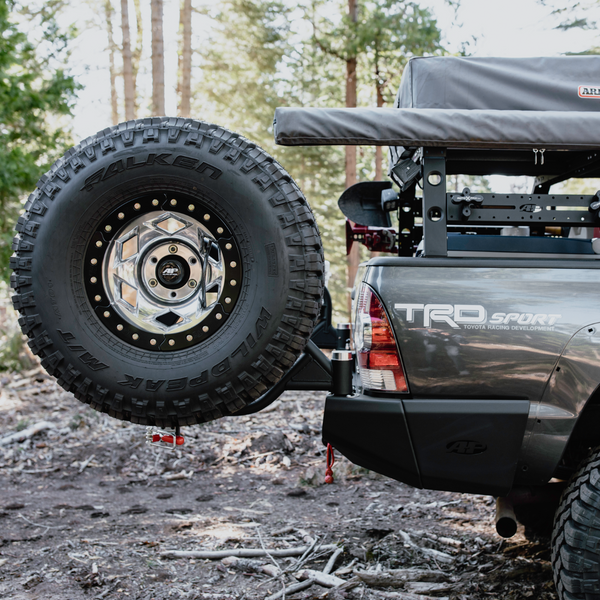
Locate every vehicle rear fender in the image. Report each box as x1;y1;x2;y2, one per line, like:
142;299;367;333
517;322;600;484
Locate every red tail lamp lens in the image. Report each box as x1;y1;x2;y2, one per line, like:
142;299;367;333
354;284;407;392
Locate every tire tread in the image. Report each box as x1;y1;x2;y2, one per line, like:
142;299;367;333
11;118;324;426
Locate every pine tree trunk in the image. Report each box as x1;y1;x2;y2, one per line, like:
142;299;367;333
105;0;119;125
346;0;359;315
151;0;165;116
132;0;143;118
121;0;135;120
375;83;384;180
178;0;192;117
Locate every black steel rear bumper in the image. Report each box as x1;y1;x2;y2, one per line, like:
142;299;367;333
323;394;529;496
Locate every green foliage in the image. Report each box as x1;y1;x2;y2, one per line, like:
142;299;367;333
193;0;444;322
195;0;293;148
540;0;598;30
0;0;79;281
310;0;443;103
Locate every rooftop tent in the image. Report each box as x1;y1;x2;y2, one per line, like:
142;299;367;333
273;56;600;153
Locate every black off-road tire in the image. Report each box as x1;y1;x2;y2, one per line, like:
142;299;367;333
552;447;600;599
10;117;324;427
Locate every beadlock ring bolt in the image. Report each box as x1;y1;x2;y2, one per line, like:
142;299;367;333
169;245;178;254
149;278;158;288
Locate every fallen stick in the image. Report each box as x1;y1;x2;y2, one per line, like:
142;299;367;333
334;558;358;576
0;421;54;446
221;556;281;578
162;470;193;480
285;536;319;573
78;454;95;474
371;592;449;600
405;582;454;595
160;544;338;560
316;576;362;598
355;568;449;587
256;525;287;599
222;556;278;575
17;513;62;534
22;467;60;474
296;569;345;587
265;578;315;600
323;546;344;575
398;530;454;564
271;525;296;536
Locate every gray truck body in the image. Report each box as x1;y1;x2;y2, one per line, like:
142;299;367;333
362;259;600;492
275;56;600;499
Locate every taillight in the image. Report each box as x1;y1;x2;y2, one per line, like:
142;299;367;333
354;284;408;392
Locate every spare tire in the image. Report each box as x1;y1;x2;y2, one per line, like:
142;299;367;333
10;117;324;426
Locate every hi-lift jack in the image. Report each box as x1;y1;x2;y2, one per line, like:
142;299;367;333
146;424;185;450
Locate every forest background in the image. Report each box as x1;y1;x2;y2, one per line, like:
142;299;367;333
0;0;598;347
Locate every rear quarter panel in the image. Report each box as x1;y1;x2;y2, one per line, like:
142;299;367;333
367;262;600;400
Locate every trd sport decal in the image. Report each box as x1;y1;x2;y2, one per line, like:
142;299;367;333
394;303;562;331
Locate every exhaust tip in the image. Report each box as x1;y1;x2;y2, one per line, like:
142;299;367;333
495;497;518;538
496;515;518;538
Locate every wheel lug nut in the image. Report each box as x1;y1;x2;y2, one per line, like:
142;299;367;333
188;279;197;288
149;279;158;287
169;245;178;254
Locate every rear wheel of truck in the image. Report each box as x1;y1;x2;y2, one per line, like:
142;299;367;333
10;118;324;427
552;448;600;600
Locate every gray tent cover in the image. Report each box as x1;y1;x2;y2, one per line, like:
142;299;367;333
273;56;600;150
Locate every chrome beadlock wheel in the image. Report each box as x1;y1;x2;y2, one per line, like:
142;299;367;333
83;193;242;351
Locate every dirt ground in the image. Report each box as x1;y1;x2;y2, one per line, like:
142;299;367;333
0;367;557;600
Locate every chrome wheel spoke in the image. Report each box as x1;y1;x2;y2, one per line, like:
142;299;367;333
85;196;242;351
104;211;224;334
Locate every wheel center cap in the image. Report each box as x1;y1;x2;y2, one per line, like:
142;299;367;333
156;256;189;288
161;262;182;282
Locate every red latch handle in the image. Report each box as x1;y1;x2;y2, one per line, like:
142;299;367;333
152;434;184;446
325;443;335;484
